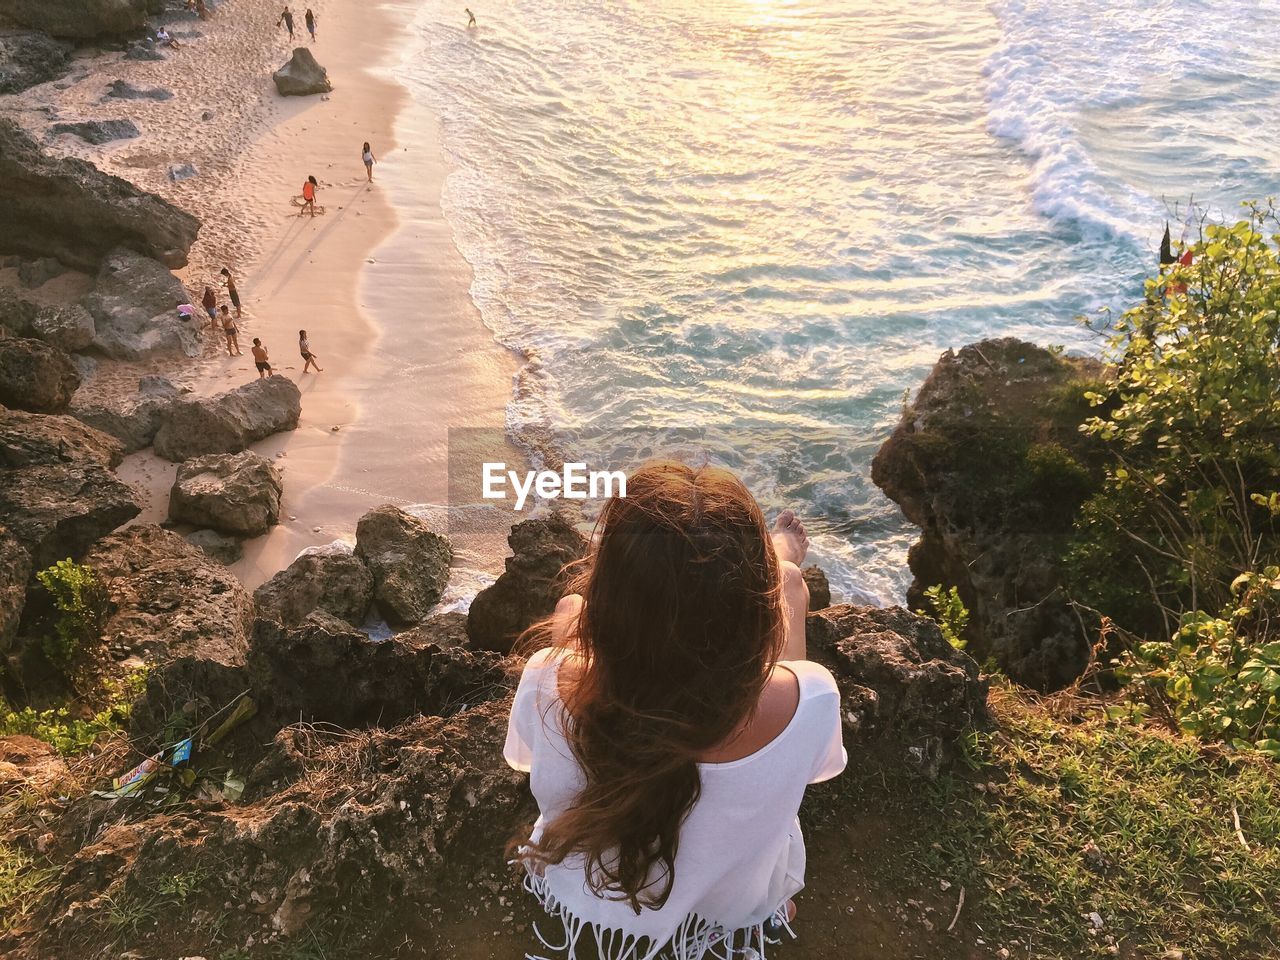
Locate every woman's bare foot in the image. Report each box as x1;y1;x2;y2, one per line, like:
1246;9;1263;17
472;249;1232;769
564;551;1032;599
770;510;809;566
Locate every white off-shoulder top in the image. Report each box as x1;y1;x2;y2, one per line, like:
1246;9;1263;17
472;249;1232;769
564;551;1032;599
504;647;847;960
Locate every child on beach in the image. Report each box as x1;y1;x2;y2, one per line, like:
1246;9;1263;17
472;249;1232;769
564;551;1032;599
305;8;316;40
299;175;318;216
251;338;273;377
361;142;376;182
466;7;477;28
220;267;242;319
220;306;242;357
505;460;844;960
202;286;218;325
298;329;323;372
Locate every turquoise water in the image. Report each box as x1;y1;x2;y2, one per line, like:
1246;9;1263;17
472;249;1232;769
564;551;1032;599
406;0;1280;602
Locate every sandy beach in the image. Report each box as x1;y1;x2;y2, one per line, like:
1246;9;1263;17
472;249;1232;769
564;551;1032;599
3;0;522;590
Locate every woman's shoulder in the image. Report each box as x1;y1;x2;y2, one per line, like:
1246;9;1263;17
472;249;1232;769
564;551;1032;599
779;659;840;701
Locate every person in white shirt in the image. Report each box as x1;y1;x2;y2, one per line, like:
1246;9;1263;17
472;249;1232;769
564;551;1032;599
505;459;845;960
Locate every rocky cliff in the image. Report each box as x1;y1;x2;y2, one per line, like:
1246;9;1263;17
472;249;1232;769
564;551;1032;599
872;338;1107;690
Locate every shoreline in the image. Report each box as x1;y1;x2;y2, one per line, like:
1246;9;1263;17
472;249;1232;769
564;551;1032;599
2;0;522;591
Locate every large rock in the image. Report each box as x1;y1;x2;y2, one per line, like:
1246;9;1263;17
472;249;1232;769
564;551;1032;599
0;0;149;38
153;376;302;462
69;396;166;453
83;247;198;360
31;304;95;352
0;32;71;94
184;528;242;565
103;78;173;101
871;338;1106;690
0;462;140;569
807;605;987;763
169;451;283;537
272;47;332;96
0;120;199;270
0;337;80;412
0;530;32;656
254;545;373;627
0;407;123;469
84;525;253;666
466;513;587;653
354;506;451;626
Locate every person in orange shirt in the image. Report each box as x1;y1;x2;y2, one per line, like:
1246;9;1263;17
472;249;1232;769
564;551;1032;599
299;175;318;217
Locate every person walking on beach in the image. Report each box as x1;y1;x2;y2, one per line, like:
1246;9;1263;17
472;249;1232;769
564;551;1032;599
299;329;323;373
466;7;476;28
361;142;376;182
504;460;842;958
220;267;242;319
201;285;218;326
220;306;242;357
279;6;294;39
305;8;316;40
299;175;318;217
251;338;273;377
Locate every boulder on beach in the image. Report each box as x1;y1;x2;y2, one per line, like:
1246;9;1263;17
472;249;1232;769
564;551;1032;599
83;247;200;360
466;513;587;653
18;256;67;288
50;119;141;145
803;564;832;610
0;287;38;337
253;546;374;627
0;406;123;470
354;505;452;626
31;304;95;352
153;376;302;462
169;451;284;537
0;337;80;413
0;120;199;270
0;32;71;94
69;392;171;453
272;47;332;96
103;78;173;101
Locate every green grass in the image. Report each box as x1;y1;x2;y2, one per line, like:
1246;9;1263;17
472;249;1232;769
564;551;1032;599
0;841;56;934
820;685;1280;958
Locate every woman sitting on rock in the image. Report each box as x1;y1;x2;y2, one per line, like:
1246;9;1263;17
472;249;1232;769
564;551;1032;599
504;460;845;960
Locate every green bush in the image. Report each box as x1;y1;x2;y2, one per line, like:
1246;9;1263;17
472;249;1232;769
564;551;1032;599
35;558;109;668
1069;203;1280;632
1122;568;1280;758
919;584;970;650
0;668;147;755
1016;441;1094;526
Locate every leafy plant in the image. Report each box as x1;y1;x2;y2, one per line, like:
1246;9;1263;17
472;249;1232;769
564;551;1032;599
0;668;147;755
35;558;109;668
1069;202;1280;633
1122;567;1280;757
920;584;970;650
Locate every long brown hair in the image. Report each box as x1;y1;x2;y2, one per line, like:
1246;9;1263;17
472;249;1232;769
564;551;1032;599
519;460;785;913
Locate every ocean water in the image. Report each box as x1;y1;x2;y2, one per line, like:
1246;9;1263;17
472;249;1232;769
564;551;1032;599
402;0;1280;604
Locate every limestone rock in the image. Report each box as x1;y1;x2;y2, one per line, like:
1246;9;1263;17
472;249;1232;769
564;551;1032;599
31;304;95;352
803;564;831;610
50;118;140;145
0;337;80;412
354;505;451;626
0;531;32;656
253;549;373;627
184;528;242;565
871;338;1106;690
18;257;66;288
0;407;123;469
272;47;332;96
83;247;199;360
169;451;283;537
466;513;586;653
0;287;37;337
0;119;199;270
103;78;173;101
0;461;140;568
807;604;988;761
84;524;252;666
0;0;150;38
153;376;302;462
0;32;71;94
69;393;170;453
